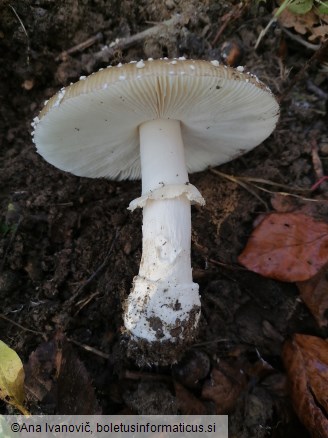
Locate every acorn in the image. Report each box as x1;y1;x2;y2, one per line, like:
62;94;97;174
220;40;244;67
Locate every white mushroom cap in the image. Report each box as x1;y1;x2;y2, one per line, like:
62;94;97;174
33;59;279;179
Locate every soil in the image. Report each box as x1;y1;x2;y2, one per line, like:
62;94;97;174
0;0;327;436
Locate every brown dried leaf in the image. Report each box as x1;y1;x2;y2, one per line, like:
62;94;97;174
201;361;246;414
261;373;288;398
271;192;328;219
278;9;318;34
297;264;328;327
282;334;328;437
172;350;210;388
308;25;328;41
238;213;328;282
24;333;100;414
271;192;301;213
24;339;56;403
174;381;208;414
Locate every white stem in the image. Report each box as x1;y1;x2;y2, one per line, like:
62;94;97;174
138;197;192;283
139;119;191;283
140;119;189;194
124;119;202;344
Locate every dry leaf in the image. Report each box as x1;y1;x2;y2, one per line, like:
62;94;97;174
308;25;328;41
201;361;246;414
238;212;328;282
271;192;300;213
174;381;208;414
24;333;100;414
278;8;318;34
297;264;328;327
0;340;29;415
278;7;328;42
283;334;328;437
172;350;210;388
271;192;328;220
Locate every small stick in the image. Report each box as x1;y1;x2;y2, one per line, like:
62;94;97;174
248;182;328;203
93;14;189;63
211;3;245;47
208;258;245;270
282;27;320;51
210;168;269;210
210;168;328;203
56;32;103;62
74;291;100;316
212;172;310;192
311;134;324;181
9;4;30;65
0;313;45;338
307;80;328;100
211;16;232;47
311;176;328;191
67;337;110;360
68;228;121;304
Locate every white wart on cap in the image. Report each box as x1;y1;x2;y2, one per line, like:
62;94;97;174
33;59;279;365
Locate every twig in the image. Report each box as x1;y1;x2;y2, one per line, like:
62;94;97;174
208;258;245;271
311;134;324;180
210;168;269;210
9;4;30;65
0;313;46;338
282;27;320;51
311;176;328;191
211;2;247;47
255;17;277;50
307;80;328;100
74;291;100;316
93;14;189;63
247;182;328;202
67;228;121;305
255;0;293;49
210;168;328;205
67;337;110;360
215;173;311;192
56;32;103;62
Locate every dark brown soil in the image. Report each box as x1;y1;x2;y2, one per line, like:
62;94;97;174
1;0;327;435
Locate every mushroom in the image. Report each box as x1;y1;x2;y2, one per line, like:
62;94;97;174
32;58;279;365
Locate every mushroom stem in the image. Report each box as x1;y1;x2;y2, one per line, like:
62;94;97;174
124;119;202;353
140;119;189;193
139;119;192;283
139;197;192;283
